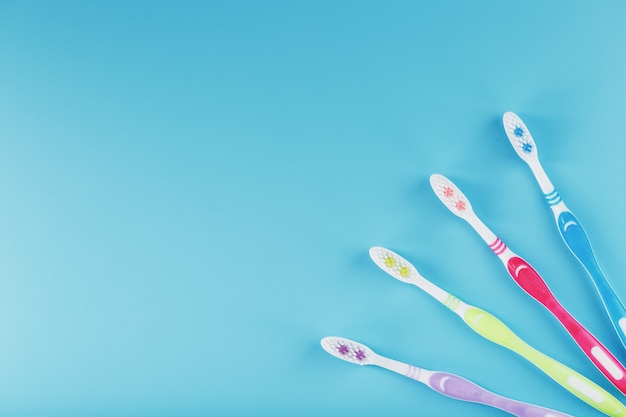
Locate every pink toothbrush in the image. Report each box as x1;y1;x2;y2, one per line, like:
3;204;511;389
429;173;626;394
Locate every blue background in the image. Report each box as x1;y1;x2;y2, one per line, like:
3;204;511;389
1;1;626;416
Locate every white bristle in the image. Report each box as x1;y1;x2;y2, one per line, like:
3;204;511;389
502;111;538;161
429;174;473;218
369;246;419;282
320;337;375;365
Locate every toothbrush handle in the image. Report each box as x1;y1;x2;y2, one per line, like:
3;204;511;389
556;210;626;350
461;305;626;416
506;256;626;393
425;371;572;417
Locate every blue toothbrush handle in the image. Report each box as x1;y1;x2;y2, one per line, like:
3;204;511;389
556;210;626;349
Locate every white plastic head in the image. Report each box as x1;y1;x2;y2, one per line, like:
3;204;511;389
369;246;423;283
429;174;474;219
502;111;538;161
320;336;375;366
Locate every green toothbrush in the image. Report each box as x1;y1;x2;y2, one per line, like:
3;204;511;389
369;246;626;417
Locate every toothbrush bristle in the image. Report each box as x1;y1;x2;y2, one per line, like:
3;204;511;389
369;246;419;282
320;337;375;365
503;112;537;159
429;174;472;217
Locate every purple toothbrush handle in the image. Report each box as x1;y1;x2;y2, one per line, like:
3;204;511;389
428;371;570;417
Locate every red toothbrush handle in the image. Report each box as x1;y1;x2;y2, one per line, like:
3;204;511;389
506;256;626;394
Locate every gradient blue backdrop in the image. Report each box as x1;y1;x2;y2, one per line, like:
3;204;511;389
1;1;626;416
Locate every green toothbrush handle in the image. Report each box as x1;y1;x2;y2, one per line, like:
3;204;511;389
461;305;626;417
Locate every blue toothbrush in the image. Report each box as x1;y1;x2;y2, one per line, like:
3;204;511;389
502;111;626;351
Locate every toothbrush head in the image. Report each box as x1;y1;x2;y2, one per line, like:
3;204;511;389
429;174;474;220
321;336;376;366
369;246;423;284
502;112;538;161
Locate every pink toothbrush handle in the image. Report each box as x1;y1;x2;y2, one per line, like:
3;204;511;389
426;371;571;416
507;256;626;393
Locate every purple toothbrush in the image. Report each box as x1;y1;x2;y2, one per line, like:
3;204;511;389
321;336;572;417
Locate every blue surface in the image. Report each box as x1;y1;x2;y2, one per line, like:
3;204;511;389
1;1;626;416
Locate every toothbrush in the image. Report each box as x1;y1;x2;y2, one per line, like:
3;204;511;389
429;173;626;394
321;336;574;417
502;111;626;352
369;246;626;416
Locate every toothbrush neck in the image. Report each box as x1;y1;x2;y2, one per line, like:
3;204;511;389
414;278;450;304
468;214;498;245
528;159;555;195
528;160;570;216
376;355;424;382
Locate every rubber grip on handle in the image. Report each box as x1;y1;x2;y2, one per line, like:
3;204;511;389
428;371;571;416
462;305;626;416
506;256;626;394
557;211;626;350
